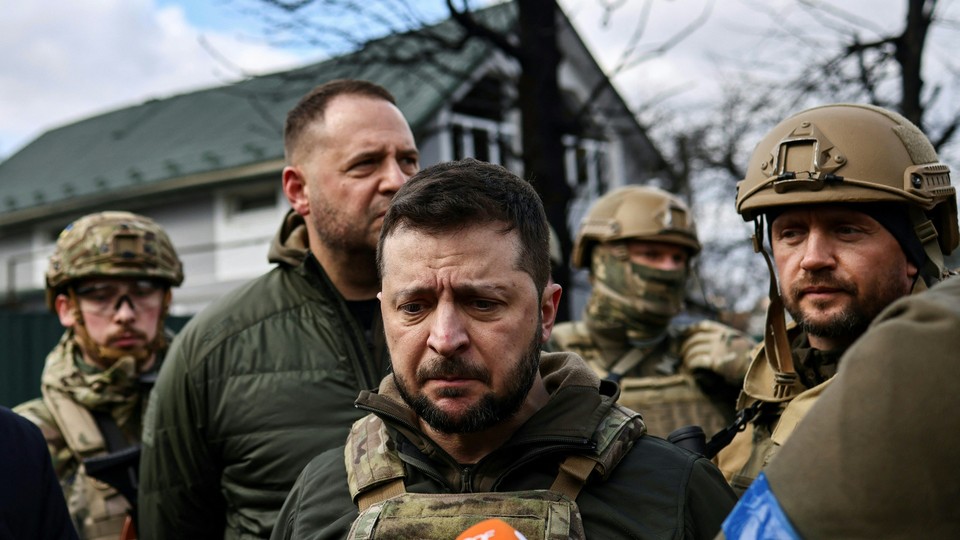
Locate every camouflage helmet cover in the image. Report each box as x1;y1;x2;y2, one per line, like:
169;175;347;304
736;103;958;255
46;211;184;306
571;185;701;269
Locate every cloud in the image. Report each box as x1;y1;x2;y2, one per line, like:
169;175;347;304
0;0;303;158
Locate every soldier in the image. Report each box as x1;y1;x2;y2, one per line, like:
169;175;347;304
549;186;755;438
14;211;183;540
714;103;957;495
722;277;960;539
271;159;736;540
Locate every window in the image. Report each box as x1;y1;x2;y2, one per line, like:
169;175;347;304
232;189;276;215
448;113;514;166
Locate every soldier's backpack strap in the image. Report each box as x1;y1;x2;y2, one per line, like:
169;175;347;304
549;455;597;500
41;386;107;457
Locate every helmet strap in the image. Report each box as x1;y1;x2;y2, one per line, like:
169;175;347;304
753;217;800;401
908;206;948;288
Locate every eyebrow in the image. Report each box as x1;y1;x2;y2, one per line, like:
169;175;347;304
389;282;511;304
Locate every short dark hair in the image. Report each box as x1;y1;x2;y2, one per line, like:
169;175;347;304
378;158;551;293
283;79;397;160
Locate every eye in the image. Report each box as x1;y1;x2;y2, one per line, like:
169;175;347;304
399;156;420;173
77;284;116;302
469;298;498;312
399;303;424;315
777;228;803;241
350;159;376;172
835;225;861;236
130;286;160;298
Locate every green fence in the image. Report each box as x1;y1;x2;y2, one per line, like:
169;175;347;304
0;311;190;408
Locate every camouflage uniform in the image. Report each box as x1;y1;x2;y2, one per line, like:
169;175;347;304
15;330;168;539
14;211;182;539
722;277;960;539
271;352;737;539
550;186;754;438
715;104;958;496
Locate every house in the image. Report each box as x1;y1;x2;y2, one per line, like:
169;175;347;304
0;2;664;316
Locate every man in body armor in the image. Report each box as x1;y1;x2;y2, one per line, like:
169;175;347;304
549;186;755;438
271;159;736;540
721;277;960;539
15;211;183;540
714;103;958;496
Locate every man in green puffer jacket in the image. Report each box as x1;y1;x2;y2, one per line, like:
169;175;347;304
138;79;420;539
272;159;736;540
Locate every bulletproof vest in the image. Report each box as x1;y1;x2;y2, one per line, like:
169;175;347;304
719;337;836;496
550;321;731;438
344;404;645;539
43;387;132;540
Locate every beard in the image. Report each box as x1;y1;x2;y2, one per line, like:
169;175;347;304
395;325;544;435
783;271;911;343
308;192;385;253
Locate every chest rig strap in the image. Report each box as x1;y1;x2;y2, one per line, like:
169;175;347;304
346;403;646;511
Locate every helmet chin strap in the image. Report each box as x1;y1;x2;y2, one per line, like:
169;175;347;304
67;288;170;372
753;217;801;401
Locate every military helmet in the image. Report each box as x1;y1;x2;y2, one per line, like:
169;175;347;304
571;185;700;269
46;211;183;307
736;103;959;255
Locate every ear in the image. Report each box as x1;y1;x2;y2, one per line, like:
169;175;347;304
55;294;77;328
282;166;310;217
538;283;563;344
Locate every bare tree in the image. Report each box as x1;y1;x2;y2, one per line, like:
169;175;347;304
238;0;711;320
645;0;960;316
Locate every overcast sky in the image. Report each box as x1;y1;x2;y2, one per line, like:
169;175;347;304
0;0;935;160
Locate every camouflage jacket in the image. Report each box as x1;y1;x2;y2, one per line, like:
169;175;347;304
14;329;165;540
548;318;754;437
271;352;737;540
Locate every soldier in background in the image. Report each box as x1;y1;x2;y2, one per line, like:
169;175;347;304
14;211;183;540
715;103;958;496
549;186;755;438
721;277;960;539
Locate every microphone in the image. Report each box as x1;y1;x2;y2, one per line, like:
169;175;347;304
456;518;528;540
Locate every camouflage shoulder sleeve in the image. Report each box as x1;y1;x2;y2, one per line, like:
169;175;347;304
13;399;73;478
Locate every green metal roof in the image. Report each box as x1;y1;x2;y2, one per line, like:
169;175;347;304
0;4;515;225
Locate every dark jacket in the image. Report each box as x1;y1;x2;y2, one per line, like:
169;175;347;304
139;211;390;539
272;352;737;540
0;406;78;540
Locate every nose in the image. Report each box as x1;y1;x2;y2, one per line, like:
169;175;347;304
426;303;469;358
112;295;137;322
799;230;836;272
379;159;408;194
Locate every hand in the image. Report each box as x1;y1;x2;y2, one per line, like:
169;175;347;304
680;320;756;384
